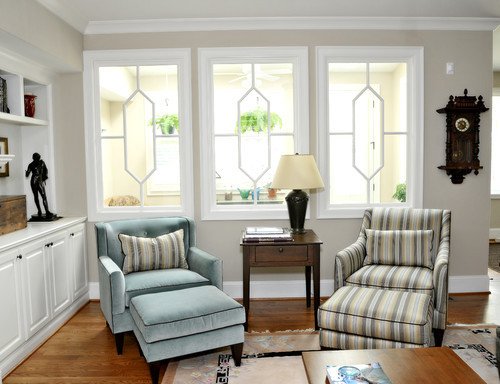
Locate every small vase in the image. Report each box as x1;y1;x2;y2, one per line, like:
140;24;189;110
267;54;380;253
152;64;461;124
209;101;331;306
24;94;37;118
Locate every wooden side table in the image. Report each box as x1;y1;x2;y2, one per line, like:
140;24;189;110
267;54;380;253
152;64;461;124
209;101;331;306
240;230;322;331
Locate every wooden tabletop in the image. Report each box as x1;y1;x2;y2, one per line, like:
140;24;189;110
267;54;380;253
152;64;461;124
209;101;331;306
302;347;486;384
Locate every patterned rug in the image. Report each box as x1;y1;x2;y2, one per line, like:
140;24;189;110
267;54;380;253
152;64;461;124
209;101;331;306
161;327;498;384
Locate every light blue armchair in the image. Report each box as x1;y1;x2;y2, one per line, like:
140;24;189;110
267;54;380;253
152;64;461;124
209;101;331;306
95;217;223;354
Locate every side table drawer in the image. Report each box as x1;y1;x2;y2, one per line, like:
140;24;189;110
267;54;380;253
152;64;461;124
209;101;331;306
255;245;308;262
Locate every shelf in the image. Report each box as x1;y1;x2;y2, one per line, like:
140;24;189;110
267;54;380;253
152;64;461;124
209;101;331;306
0;111;48;126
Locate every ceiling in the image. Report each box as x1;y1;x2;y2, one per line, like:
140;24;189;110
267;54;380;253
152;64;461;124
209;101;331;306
36;0;500;70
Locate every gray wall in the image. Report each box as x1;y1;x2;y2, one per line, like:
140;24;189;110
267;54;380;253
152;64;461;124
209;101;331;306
0;1;494;292
75;29;493;289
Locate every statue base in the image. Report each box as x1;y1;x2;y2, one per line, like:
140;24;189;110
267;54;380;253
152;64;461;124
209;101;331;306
28;213;60;222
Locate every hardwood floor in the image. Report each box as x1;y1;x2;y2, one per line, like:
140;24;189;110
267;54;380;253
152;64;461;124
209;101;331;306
4;272;500;383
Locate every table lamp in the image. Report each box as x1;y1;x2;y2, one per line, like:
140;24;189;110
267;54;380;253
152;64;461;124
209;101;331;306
271;154;324;233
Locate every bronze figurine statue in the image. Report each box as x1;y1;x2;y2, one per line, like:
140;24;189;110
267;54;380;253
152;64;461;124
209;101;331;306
26;153;56;221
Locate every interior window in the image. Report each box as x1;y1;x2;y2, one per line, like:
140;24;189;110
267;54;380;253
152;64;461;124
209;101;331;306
317;47;423;218
199;48;309;220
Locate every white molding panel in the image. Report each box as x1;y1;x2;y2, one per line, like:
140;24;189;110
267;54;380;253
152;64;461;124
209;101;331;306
85;17;500;35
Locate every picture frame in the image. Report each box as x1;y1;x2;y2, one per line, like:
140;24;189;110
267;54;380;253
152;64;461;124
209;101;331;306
0;137;9;177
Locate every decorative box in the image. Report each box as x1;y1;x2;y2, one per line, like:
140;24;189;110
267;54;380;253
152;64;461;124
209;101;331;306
0;195;27;235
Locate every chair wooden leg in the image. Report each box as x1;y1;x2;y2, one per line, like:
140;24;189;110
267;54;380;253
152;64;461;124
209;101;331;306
433;328;445;347
149;360;168;384
231;343;244;366
114;332;124;355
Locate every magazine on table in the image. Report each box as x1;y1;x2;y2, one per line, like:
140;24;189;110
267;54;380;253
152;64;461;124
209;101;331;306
326;362;392;384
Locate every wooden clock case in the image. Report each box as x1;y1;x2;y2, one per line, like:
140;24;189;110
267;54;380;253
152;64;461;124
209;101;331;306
437;89;489;184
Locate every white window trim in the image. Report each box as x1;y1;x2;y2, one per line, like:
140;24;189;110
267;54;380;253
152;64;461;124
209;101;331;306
83;48;194;222
199;47;309;221
316;46;424;219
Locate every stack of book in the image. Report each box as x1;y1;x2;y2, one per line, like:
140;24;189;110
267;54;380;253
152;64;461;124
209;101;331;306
242;226;293;243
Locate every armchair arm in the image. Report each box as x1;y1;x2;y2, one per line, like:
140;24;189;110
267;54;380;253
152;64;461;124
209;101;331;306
187;247;223;290
432;244;449;329
98;256;126;327
334;241;366;290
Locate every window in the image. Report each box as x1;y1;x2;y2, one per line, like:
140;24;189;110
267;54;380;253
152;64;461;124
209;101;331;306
83;49;193;221
199;47;309;220
316;47;423;218
491;89;500;196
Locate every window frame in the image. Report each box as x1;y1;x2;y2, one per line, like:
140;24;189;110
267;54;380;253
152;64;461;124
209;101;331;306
83;48;194;222
198;47;309;221
316;46;424;219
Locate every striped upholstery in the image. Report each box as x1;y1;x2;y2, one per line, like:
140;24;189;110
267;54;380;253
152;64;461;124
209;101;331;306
318;286;432;347
119;229;188;275
346;265;433;294
364;229;434;268
334;208;451;334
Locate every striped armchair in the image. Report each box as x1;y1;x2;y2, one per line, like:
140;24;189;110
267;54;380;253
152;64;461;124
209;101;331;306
334;208;451;346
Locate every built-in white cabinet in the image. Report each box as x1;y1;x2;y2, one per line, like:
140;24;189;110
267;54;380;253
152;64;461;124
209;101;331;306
0;248;24;360
69;224;88;300
0;217;88;377
19;238;51;338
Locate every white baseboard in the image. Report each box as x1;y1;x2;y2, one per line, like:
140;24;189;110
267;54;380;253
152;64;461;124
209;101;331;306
489;228;500;240
222;279;335;299
87;274;490;302
449;275;490;293
88;282;100;300
0;292;89;377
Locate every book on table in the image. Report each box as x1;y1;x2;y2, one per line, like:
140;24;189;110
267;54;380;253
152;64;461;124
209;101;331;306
242;227;293;242
326;362;392;384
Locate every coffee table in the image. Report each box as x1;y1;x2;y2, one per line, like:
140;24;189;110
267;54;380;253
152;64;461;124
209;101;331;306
302;347;486;384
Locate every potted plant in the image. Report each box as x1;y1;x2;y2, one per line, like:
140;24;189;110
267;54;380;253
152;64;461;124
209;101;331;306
392;183;407;202
236;107;282;134
150;114;179;134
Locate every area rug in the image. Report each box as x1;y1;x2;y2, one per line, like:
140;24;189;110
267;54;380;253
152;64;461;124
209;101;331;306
161;328;498;384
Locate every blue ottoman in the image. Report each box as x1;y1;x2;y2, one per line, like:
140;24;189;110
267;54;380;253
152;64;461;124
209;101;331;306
130;285;245;384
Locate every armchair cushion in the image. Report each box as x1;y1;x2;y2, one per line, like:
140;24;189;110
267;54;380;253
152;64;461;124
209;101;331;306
364;229;434;268
119;229;188;274
346;265;433;294
125;268;210;306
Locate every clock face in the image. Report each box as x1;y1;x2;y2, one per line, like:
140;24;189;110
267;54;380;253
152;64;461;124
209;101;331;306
455;117;470;132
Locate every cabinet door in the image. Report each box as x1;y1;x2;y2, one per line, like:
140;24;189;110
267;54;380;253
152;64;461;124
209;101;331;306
69;224;88;299
48;231;71;316
20;239;51;337
0;248;25;360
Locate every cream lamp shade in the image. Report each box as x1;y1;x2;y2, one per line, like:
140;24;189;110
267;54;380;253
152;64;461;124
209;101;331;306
271;154;324;190
272;154;323;233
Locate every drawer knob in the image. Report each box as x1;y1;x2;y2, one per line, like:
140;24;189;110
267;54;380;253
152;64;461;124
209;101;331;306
17;254;22;260
279;247;284;253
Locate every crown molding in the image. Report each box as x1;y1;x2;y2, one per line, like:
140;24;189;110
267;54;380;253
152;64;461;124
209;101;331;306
84;16;500;35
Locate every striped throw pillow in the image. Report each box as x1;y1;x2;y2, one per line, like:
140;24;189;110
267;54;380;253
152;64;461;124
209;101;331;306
119;229;188;275
364;229;434;269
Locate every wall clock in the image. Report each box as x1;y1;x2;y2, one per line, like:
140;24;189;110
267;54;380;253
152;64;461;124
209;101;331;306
437;89;489;184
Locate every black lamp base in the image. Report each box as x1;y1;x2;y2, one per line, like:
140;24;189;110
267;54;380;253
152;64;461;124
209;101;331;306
285;189;309;234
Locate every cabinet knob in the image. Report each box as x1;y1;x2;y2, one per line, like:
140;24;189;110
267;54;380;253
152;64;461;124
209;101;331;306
70;233;75;237
279;247;284;253
17;255;22;260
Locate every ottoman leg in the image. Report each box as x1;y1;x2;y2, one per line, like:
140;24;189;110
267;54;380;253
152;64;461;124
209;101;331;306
149;360;169;384
231;343;244;366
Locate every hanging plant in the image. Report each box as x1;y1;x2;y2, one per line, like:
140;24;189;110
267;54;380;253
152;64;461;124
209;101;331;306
236;108;282;134
150;114;179;135
392;183;407;202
